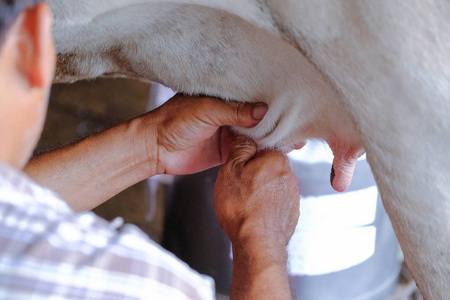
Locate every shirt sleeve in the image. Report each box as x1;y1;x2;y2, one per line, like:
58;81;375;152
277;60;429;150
0;201;215;300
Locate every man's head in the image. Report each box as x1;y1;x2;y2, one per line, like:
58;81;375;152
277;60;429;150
0;0;55;169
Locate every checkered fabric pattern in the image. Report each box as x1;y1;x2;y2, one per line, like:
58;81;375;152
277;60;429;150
0;162;215;299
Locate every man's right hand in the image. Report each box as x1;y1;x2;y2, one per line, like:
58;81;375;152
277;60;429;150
214;134;300;299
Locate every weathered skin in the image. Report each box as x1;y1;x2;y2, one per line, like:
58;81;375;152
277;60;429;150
48;1;450;298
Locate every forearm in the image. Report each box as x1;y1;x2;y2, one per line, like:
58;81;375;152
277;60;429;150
25;114;158;211
231;240;292;300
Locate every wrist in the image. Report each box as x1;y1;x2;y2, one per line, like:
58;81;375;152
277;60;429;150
232;236;288;272
132;112;160;177
229;218;290;254
231;238;290;299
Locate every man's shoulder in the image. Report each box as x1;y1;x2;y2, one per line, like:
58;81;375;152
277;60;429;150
0;200;215;299
0;163;215;299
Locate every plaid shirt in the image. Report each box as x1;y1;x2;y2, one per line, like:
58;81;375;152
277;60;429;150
0;162;215;300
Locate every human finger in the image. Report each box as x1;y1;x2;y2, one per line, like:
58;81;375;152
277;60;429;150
197;98;268;128
224;134;258;170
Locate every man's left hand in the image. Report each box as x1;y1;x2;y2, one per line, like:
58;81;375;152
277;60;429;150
151;95;268;175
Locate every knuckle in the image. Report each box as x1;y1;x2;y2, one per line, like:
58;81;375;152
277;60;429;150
195;99;211;112
235;102;247;124
224;160;237;173
232;137;257;153
191;96;216;110
225;158;245;175
260;151;290;172
239;137;255;148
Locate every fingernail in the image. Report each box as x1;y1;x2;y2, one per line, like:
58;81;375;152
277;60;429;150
293;142;306;150
252;104;268;120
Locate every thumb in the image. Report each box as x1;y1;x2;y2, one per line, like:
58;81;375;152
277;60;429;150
207;100;268;128
225;134;258;169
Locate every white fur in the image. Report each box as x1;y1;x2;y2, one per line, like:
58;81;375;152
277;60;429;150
48;1;450;298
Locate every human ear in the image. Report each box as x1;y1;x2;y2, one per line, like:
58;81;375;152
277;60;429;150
14;2;55;88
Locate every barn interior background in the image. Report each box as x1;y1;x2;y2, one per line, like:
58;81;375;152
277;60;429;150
37;78;422;300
